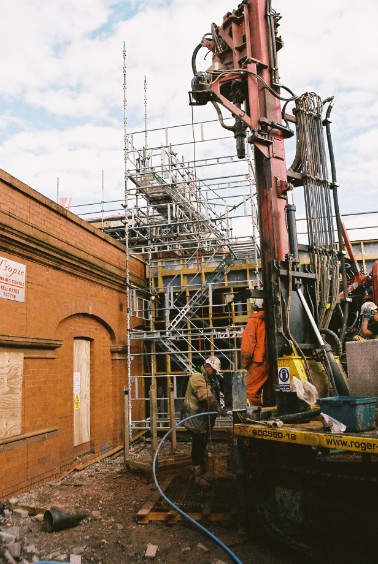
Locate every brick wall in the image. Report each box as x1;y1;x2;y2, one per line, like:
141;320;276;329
0;170;145;499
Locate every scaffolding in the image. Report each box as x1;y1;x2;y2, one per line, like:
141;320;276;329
84;119;262;439
105;114;261;441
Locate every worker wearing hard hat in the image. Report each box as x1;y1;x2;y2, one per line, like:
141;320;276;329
241;298;268;406
181;355;226;488
360;301;378;339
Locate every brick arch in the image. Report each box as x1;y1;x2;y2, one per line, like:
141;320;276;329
55;300;117;343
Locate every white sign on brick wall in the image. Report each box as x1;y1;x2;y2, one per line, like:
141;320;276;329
0;256;26;302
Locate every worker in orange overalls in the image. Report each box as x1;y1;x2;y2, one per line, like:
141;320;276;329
241;298;268;406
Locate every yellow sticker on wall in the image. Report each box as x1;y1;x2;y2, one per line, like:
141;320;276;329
74;394;80;409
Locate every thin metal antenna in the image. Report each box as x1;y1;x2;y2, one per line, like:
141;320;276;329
144;75;148;150
56;177;59;203
123;42;132;445
101;170;104;229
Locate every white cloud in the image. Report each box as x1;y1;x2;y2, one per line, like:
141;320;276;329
0;0;376;240
0;1;115;95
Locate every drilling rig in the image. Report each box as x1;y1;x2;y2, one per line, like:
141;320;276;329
189;0;377;559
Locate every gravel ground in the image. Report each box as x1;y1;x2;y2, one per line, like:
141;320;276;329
0;438;303;564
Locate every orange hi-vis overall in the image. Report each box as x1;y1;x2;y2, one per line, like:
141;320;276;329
241;310;268;405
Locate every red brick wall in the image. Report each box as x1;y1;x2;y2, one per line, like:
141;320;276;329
0;170;145;499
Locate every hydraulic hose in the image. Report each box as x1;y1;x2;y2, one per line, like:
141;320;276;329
191;34;212;75
211;100;235;131
152;412;242;564
323;98;349;344
191;43;202;75
325;352;350;396
320;328;342;357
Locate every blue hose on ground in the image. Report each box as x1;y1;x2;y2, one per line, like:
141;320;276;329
152;411;243;564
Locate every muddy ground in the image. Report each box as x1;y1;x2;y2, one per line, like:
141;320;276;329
0;437;303;564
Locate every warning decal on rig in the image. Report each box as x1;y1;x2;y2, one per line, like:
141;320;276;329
278;367;290;391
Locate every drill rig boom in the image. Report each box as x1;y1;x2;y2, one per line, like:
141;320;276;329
190;0;349;400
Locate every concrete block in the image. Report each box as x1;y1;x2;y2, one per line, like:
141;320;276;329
7;542;22;559
145;543;158;559
0;531;16;544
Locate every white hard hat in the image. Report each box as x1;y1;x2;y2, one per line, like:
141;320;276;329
205;356;221;372
254;298;264;310
361;301;378;316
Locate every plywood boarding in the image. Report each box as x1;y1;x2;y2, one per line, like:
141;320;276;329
0;352;23;438
73;339;90;446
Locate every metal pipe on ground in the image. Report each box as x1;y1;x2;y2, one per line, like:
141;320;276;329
43;507;88;532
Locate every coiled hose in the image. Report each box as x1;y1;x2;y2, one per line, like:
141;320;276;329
152;412;242;564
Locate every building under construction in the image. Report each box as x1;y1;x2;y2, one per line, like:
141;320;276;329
1;2;378;562
86;115;378;445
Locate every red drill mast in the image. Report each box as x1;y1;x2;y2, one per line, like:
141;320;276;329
190;0;350;399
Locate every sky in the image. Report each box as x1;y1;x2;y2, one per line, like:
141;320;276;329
0;0;377;240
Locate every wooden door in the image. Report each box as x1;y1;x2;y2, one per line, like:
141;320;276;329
73;339;90;446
